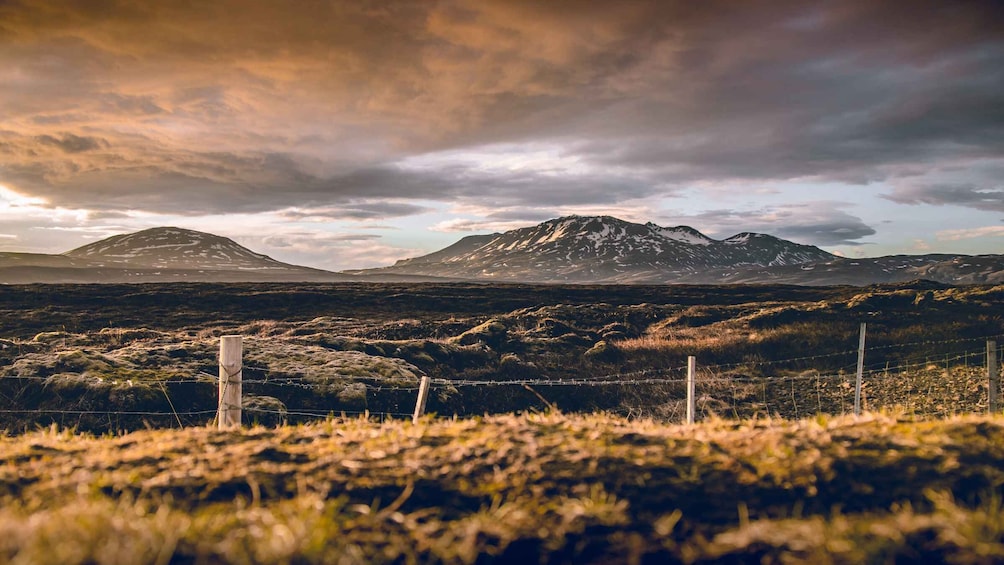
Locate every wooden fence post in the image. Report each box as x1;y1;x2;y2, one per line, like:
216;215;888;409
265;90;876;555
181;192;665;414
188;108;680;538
686;356;696;425
989;341;999;414
854;323;866;416
413;375;431;424
218;335;243;429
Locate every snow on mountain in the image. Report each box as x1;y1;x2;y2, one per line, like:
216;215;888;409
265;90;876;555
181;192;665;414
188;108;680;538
65;227;296;271
649;223;714;246
364;215;836;283
1;227;455;283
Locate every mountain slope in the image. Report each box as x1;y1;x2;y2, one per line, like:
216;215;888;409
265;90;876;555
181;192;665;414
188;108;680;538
1;227;447;284
65;227;297;271
4;222;1001;285
393;233;500;267
697;254;1004;286
367;215;835;283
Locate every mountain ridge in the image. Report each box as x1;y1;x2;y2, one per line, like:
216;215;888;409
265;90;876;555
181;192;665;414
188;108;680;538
65;227;298;271
365;215;835;283
1;219;1002;285
0;227;441;284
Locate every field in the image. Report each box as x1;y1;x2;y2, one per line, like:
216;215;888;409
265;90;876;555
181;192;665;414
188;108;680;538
2;281;1004;562
0;281;1002;430
3;412;1004;563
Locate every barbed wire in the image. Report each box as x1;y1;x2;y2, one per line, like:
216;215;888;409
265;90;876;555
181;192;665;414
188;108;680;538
0;408;217;416
694;333;1004;372
866;332;1004;352
863;350;986;376
0;348;993;390
2;330;1001;426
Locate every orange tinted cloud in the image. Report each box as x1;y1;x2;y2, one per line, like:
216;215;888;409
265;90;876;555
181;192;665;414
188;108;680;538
0;0;1000;235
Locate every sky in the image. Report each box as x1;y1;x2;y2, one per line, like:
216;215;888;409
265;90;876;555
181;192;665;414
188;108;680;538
0;0;1002;270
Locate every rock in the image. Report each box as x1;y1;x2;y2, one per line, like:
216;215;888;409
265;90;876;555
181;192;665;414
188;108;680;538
242;395;287;427
498;353;540;379
584;340;622;363
337;382;368;410
601;331;628;342
453;320;508;348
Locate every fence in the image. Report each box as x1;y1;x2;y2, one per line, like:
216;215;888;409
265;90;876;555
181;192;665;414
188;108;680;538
2;328;1003;430
210;326;1003;427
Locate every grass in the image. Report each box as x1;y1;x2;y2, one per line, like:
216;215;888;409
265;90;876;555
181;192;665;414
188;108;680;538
2;280;1004;431
2;412;1004;563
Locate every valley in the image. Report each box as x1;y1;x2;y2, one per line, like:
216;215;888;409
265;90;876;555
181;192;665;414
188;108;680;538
0;280;1001;432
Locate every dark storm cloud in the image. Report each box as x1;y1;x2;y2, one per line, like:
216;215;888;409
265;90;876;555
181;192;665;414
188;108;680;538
773;222;877;247
34;134;108;153
0;128;662;213
662;203;877;246
883;184;1004;213
0;0;1001;215
98;93;165;116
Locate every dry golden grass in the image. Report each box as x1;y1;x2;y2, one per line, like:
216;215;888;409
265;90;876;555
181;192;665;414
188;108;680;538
3;412;1004;563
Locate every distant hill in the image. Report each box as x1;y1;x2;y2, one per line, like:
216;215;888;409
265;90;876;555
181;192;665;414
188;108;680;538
65;227;301;272
0;227;441;284
693;254;1004;286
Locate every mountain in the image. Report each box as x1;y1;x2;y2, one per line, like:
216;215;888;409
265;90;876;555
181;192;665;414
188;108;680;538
4;221;1002;286
393;233;499;268
357;215;836;283
0;227;442;284
65;227;311;272
64;225;321;274
358;215;1004;285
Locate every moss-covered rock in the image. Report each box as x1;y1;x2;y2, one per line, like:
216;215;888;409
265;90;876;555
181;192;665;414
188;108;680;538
336;382;368;409
451;320;508;348
599;322;630;336
498;353;541;379
243;395;287;427
534;318;574;338
32;331;74;344
557;333;593;347
584;340;622;363
600;330;628;342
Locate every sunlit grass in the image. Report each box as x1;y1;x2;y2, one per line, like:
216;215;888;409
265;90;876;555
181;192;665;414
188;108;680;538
2;412;1004;563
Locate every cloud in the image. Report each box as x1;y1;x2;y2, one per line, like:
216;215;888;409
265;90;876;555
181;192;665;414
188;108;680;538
430;218;522;234
936;226;1004;241
239;231;422;270
883;183;1004;213
0;130;664;213
431;200;877;248
262;233;381;248
34;134;108;153
277;202;433;222
430;199;672;232
659;202;876;246
0;0;1000;230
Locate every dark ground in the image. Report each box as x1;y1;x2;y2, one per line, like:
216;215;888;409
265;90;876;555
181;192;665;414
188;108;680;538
0;280;1001;431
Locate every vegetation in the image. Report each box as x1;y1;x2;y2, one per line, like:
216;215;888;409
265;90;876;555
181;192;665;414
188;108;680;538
2;282;1004;561
2;412;1004;563
1;281;1003;431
